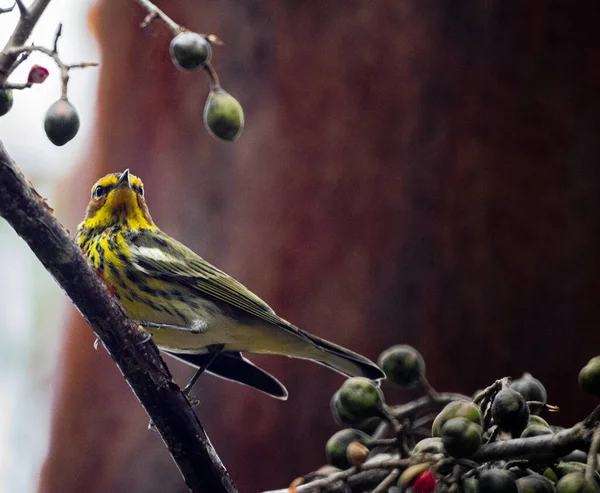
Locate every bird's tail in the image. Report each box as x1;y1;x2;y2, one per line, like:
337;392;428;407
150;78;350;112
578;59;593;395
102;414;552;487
296;329;385;381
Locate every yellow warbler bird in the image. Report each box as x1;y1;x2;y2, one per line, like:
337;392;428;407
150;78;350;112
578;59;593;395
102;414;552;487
77;170;384;399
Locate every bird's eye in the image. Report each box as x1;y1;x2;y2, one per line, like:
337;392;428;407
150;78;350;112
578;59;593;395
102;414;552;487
138;186;144;197
93;185;104;199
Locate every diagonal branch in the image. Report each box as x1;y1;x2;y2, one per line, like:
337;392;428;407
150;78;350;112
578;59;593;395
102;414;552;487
0;140;238;493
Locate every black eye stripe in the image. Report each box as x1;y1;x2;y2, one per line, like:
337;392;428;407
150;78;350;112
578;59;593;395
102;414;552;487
93;184;115;198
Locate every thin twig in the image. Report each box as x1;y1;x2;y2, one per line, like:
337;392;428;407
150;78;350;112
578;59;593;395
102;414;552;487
486;426;500;444
136;0;181;35
586;427;600;483
390;392;471;421
4;44;98;96
420;377;441;400
14;0;26;15
3;81;31;89
472;418;596;462
263;455;409;493
381;407;410;457
0;0;53;85
371;468;400;493
135;0;223;45
0;141;238;493
52;22;62;53
203;61;220;89
0;3;15;14
473;377;510;405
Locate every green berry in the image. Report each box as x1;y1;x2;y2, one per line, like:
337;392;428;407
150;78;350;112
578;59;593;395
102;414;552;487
169;31;211;71
330;392;382;432
411;437;445;456
440;417;482;457
478;470;518;493
0;89;13;117
336;377;384;419
325;429;370;469
516;474;556;493
578;356;600;397
377;345;425;387
44;98;80;146
462;477;479;493
544;468;559;484
561;451;588;464
432;401;482;437
521;424;554;438
491;388;530;434
529;415;551;428
204;88;244;141
510;373;548;414
556;472;597;493
555;462;587;478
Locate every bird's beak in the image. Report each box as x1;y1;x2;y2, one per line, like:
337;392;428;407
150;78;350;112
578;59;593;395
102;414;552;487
116;169;131;189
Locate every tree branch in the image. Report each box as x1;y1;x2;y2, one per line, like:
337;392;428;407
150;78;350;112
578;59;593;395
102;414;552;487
134;0;223;89
267;402;600;492
389;392;471;421
263;455;410;493
0;3;16;14
587;428;600;483
3;43;98;96
0;0;53;85
136;0;181;34
0;140;238;493
472;424;590;463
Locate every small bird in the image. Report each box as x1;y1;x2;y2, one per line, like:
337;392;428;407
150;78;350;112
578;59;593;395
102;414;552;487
77;170;384;399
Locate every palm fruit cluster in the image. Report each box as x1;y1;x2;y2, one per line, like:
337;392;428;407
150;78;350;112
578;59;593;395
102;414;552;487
286;348;600;493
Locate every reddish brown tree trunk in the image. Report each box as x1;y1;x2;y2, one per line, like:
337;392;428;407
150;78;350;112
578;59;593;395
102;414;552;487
39;1;600;492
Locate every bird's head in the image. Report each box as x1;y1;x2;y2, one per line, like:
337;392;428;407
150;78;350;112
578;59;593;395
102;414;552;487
80;169;155;231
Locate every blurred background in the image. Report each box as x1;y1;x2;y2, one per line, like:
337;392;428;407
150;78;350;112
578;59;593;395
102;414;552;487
1;1;600;492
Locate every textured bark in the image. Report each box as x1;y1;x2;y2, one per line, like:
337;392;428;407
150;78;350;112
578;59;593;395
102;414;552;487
39;1;600;492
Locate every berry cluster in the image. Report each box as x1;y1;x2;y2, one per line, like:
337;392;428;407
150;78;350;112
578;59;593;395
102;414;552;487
0;4;245;145
284;347;600;493
169;31;244;142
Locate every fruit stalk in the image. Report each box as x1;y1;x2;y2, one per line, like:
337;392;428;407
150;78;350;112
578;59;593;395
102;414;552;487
586;427;600;484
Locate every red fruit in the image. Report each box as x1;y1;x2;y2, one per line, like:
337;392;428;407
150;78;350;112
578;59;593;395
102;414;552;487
412;471;436;493
27;65;49;84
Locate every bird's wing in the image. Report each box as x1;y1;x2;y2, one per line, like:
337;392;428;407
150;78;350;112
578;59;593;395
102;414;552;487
127;230;288;327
